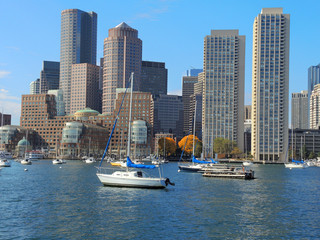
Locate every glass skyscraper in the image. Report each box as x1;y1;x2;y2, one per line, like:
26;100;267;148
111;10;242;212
60;9;97;115
251;8;290;163
202;30;245;157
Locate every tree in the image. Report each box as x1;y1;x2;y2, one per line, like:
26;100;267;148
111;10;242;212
231;147;242;158
213;138;235;156
178;135;201;156
308;152;316;160
158;137;176;156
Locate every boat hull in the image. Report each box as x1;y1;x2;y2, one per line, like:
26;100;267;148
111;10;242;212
178;164;203;172
285;163;307;169
96;173;166;189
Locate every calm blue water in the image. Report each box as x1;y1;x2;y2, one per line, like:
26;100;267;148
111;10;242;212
1;161;320;239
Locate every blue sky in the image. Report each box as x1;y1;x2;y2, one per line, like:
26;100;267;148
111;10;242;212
0;0;319;125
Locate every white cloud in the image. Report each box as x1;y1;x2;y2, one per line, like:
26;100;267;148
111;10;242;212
0;71;10;79
168;89;182;96
134;5;169;21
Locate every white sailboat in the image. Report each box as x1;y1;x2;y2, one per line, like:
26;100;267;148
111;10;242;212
96;73;174;188
285;127;307;169
52;138;66;164
21;130;32;165
84;138;96;163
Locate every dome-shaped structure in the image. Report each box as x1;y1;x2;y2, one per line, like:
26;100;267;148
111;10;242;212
17;137;30;146
74;108;100;121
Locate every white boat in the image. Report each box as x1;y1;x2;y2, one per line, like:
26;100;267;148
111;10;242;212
84;157;96;164
243;161;253;167
0;158;11;167
52;159;66;165
284;162;307;169
96;73;174;189
21;158;32;165
0;151;13;160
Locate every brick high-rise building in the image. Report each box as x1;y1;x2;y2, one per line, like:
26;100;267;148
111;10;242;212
60;9;97;115
70;63;100;115
102;22;142;115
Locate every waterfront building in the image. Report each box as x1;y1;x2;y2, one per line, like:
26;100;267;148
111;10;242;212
251;8;290;163
60;121;107;158
70;63;100;115
292;91;308;129
47;89;65;116
131;120;150;157
30;79;40;94
0;113;11;126
90;91;153;156
182;75;198;135
40;61;60;94
60;9;97;115
154;133;174;156
308;64;320;124
140;61;168;97
102;22;142;115
203;30;245;157
153;94;184;139
289;128;320;158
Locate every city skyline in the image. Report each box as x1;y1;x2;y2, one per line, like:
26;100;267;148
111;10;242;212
0;0;319;124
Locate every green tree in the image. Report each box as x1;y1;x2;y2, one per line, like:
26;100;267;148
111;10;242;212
213;138;235;156
308;152;316;159
231;147;242;158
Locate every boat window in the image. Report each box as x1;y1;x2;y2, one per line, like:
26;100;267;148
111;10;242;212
137;171;142;177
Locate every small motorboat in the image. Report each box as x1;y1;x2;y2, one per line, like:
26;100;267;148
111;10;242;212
52;159;66;165
243;161;253;167
21;158;32;165
0;158;11;167
84;157;96;164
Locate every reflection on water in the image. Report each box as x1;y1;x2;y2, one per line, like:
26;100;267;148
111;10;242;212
0;161;320;239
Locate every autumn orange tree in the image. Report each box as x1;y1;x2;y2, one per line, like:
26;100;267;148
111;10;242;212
158;137;176;156
178;135;201;156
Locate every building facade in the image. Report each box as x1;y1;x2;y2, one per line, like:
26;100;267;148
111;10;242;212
251;8;290;163
140;60;168;97
40;61;60;94
30;79;40;94
153;94;184;139
203;30;245;157
310;84;320;129
182;76;198;135
308;64;320;124
102;22;142;115
292;91;308;129
289;128;320;158
0;113;11;126
60;9;97;115
70;63;100;114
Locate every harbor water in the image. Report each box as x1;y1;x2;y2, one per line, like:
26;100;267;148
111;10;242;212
1;161;320;239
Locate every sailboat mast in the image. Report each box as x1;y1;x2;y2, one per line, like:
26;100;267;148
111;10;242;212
127;73;134;158
193;101;197;157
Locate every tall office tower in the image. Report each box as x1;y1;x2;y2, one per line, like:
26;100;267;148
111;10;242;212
70;63;100;115
153;94;184;139
30;79;40;94
203;30;245;157
252;8;290;163
308;64;320;124
187;69;203;77
140;61;168;97
102;22;142;115
310;84;320;129
40;61;60;93
292;91;308;129
182;75;198;135
60;9;97;115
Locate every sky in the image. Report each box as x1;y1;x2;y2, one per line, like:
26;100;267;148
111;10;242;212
0;0;319;125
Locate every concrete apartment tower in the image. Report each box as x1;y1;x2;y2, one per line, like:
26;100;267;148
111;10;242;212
60;9;97;115
251;8;290;163
292;91;308;129
102;22;142;115
202;30;245;157
30;79;40;94
310;84;320;129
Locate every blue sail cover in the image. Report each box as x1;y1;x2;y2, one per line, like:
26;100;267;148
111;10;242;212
127;157;156;169
192;156;212;164
210;158;218;164
292;159;304;164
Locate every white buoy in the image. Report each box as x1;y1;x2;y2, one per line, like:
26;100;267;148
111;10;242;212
24;169;28;171
59;166;62;168
178;169;180;172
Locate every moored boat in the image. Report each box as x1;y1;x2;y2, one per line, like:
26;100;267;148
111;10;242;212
52;159;66;165
21;158;32;165
0;158;11;167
